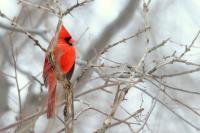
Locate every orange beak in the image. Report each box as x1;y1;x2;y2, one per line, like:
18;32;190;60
69;38;76;45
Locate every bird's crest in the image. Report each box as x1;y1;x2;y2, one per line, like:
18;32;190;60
58;24;71;39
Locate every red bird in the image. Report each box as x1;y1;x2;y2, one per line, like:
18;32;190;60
43;25;76;118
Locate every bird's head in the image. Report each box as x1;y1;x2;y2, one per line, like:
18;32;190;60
59;24;76;46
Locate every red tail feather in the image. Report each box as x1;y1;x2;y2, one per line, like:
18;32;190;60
47;70;57;118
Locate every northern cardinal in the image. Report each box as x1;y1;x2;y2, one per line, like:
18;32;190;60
43;24;76;118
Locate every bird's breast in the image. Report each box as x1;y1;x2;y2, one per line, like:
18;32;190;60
53;42;75;74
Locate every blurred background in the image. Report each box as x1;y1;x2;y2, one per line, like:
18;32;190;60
0;0;200;133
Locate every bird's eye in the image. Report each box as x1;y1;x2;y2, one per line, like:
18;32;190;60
64;36;73;46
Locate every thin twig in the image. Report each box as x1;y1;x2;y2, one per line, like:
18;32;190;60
0;10;47;52
10;35;22;121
